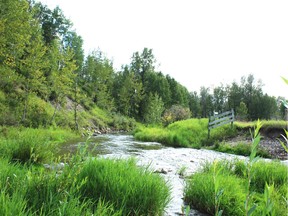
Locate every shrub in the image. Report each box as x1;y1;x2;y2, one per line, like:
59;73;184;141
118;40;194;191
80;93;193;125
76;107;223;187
110;113;136;131
162;105;191;126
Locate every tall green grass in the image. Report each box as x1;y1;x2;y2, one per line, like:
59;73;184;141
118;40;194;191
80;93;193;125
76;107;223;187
184;159;288;216
77;158;171;215
0;127;78;164
234;120;287;131
0;157;123;215
0;156;170;215
211;142;270;158
0;130;171;215
185;171;246;215
134;118;236;148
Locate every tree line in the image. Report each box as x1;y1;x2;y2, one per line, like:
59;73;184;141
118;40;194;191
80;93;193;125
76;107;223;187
0;0;285;129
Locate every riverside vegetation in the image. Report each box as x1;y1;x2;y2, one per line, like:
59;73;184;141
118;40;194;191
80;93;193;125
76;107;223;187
184;121;288;216
1;119;287;215
134;119;287;158
134;120;288;215
0;127;171;215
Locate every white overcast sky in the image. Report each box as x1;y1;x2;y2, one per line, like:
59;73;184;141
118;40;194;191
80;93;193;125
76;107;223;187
39;0;288;98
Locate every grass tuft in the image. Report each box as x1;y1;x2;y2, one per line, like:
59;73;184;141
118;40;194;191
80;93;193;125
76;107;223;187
77;158;171;215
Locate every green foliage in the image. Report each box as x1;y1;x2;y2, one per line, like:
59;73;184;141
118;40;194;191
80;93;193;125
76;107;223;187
213;74;280;121
0;0;283;130
77;158;171;215
110;113;136;131
0;187;28;216
135;118;237;148
250;161;288;192
143;93;165;124
189;91;201;118
0;160;28;216
166;75;190;107
23;95;54;127
234;120;287;130
0;130;170;215
113;66;143;118
212;160;225;216
0;0;31;64
212;142;270;158
199;86;214;118
184;159;288;216
82;50;115;111
0;127;78;164
236;101;248;121
184;171;246;216
33;3;72;45
162;104;191;126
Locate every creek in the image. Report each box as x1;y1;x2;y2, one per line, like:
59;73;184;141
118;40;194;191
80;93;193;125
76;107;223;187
60;134;249;216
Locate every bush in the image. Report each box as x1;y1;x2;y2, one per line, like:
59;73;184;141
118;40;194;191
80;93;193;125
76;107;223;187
162;105;191;126
110;113;136;131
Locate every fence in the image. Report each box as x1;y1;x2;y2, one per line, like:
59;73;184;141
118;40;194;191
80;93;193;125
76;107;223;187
208;109;234;138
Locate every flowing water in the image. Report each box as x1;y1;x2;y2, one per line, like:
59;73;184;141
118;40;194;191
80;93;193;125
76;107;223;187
61;134;249;216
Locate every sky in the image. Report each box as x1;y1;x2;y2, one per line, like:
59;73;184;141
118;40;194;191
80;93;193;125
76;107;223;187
39;0;288;98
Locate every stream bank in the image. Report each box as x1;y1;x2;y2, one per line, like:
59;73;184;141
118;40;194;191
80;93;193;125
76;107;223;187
62;134;270;215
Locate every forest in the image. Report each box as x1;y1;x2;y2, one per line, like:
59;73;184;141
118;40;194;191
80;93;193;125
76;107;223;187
0;0;286;131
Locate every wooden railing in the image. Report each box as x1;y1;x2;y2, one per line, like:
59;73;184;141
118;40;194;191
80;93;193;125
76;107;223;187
208;109;234;138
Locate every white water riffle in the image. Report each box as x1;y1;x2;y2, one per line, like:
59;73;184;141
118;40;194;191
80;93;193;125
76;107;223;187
62;134;284;216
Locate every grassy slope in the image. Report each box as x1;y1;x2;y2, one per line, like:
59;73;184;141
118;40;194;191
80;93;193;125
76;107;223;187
0;91;136;132
134;118;236;148
134;119;287;157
